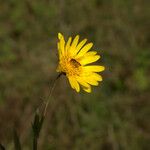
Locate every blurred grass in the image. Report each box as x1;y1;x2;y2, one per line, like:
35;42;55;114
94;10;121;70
0;0;150;149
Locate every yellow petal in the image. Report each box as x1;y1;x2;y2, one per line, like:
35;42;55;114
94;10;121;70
68;77;80;92
65;37;72;51
82;86;91;93
75;43;93;58
57;43;61;58
83;77;99;86
79;55;100;65
58;33;65;56
71;35;79;48
90;73;103;81
76;77;92;92
69;35;80;56
76;77;89;88
83;65;105;72
84;51;97;57
58;33;63;39
73;39;87;56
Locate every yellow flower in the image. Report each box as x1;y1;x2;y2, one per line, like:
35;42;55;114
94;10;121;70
56;33;105;93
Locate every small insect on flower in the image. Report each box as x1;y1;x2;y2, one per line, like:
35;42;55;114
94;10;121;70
56;33;105;93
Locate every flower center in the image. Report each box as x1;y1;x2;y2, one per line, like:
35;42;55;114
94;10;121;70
58;57;82;76
70;59;81;68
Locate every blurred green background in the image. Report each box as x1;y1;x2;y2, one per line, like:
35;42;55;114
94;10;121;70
0;0;150;149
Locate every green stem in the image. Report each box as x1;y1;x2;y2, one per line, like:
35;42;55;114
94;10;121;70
43;73;62;116
32;73;62;150
33;136;37;150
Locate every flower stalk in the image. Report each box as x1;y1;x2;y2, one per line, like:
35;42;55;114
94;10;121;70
32;73;61;150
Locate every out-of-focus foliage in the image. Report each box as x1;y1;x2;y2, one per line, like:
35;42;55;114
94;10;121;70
0;0;150;149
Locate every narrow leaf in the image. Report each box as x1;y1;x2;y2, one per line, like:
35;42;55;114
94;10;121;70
13;129;22;150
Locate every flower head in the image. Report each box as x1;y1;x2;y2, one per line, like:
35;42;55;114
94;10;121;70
56;33;105;93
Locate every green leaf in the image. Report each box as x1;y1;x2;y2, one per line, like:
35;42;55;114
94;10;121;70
13;129;22;150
